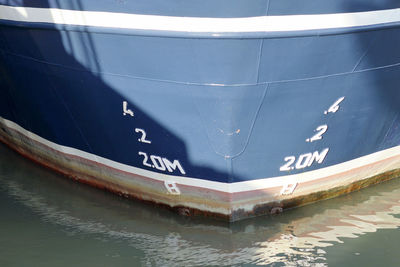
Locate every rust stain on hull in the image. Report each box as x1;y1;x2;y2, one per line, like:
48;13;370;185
2;123;400;222
232;168;400;222
0;128;232;221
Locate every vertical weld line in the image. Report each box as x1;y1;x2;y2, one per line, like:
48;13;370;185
351;34;379;73
256;39;264;84
226;157;233;183
379;113;400;150
0;51;19;123
231;83;270;160
265;0;271;15
45;73;97;163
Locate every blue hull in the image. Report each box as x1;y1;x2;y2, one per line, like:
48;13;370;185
1;1;400;221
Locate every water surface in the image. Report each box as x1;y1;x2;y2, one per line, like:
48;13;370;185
1;143;400;266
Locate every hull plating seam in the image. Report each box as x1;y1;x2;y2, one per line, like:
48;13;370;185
2;49;400;87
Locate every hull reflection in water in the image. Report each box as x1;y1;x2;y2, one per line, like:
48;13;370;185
1;143;400;266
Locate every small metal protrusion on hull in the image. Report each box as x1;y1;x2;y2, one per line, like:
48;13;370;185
270;207;283;215
178;207;191;216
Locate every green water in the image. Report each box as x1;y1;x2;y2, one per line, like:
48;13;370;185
1;142;400;267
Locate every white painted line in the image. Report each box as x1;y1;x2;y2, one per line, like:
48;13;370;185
0;5;400;33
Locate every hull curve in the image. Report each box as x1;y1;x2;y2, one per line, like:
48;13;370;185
1;2;400;221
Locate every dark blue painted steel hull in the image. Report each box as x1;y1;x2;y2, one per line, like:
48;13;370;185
1;1;400;220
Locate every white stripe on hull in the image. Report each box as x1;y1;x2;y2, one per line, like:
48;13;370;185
1;116;400;194
0;5;400;33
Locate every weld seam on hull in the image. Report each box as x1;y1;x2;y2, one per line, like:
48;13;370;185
2;48;400;87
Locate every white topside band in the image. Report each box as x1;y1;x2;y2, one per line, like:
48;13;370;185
0;5;400;33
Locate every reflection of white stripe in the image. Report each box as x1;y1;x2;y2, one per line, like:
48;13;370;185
2;116;400;193
1;5;400;33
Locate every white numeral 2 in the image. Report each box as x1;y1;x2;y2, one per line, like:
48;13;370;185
280;148;329;172
279;156;296;171
138;151;152;167
135;128;151;144
306;125;328;143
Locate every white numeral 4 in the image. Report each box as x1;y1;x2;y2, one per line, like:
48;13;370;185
324;97;345;114
123;101;134;117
